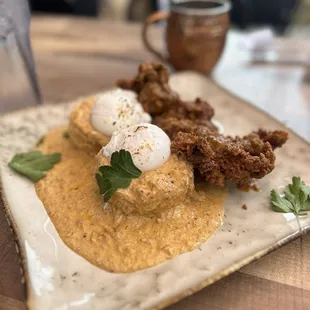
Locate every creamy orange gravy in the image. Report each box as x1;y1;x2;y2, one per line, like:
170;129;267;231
36;128;226;273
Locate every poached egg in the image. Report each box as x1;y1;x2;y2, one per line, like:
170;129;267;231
91;89;151;136
102;123;171;171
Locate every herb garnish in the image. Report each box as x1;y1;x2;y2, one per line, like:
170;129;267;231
95;149;141;202
8;151;61;182
270;177;310;215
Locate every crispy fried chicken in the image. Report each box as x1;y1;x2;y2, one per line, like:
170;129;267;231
117;63;178;115
117;62;288;187
170;128;288;187
154;116;216;138
117;63;215;127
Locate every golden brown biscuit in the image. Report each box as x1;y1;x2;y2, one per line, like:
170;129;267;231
97;153;194;215
68;97;110;155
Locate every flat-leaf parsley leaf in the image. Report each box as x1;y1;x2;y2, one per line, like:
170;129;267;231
95;150;142;202
270;177;310;215
8;151;61;182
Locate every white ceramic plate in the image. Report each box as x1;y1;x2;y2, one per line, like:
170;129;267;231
1;73;310;310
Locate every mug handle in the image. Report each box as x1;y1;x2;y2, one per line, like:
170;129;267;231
142;11;169;63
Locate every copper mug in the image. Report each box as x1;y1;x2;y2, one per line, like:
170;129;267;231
142;0;231;74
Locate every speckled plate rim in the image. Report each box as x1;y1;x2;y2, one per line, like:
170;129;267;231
0;78;310;310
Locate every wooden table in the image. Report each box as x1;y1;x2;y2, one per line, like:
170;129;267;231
1;15;310;310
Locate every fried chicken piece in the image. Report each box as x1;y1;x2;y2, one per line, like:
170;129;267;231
117;63;216;122
171;129;288;187
154;116;218;138
117;62;289;187
117;63;170;92
117;63;179;115
164;98;215;125
157;115;288;186
253;129;288;150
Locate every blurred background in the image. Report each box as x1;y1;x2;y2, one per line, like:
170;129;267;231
28;0;310;37
1;0;309;114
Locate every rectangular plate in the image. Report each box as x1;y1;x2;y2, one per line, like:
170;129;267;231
0;73;310;310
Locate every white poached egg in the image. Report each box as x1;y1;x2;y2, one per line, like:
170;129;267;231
91;89;151;136
102;123;171;171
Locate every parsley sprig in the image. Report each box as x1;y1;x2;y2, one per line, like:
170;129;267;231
9;151;61;182
96;150;142;202
270;177;310;215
